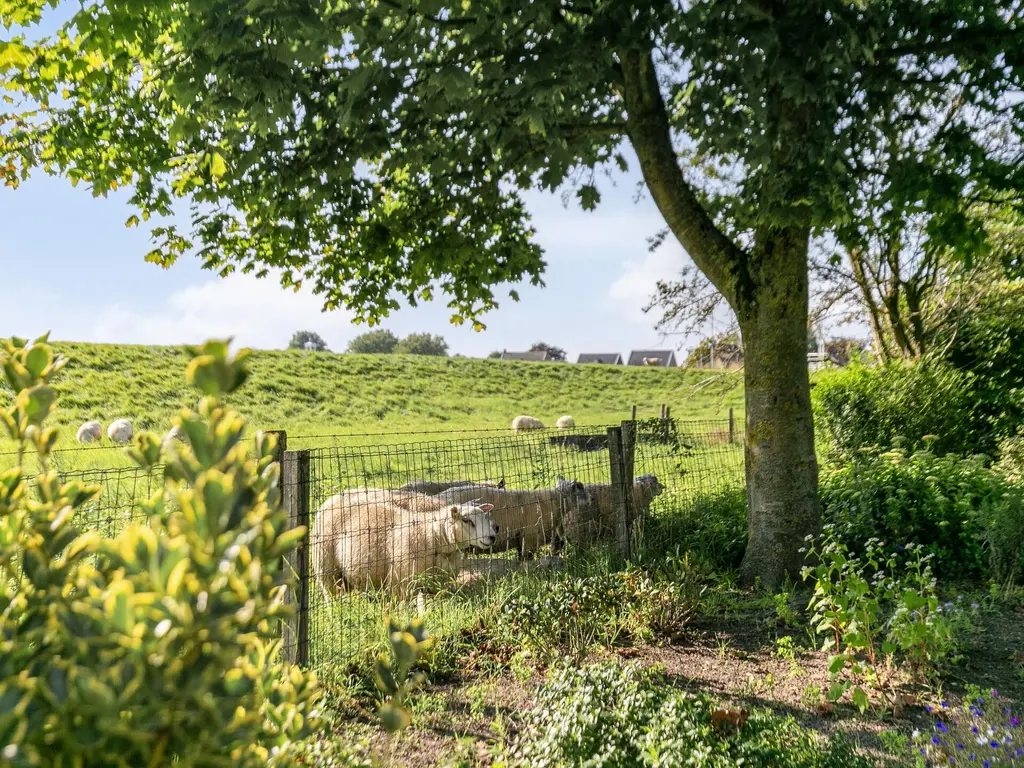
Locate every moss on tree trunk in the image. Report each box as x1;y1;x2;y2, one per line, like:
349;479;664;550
737;229;820;590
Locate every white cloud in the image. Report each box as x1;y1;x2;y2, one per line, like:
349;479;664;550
608;243;686;326
88;272;356;350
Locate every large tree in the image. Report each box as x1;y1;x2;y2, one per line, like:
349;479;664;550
2;0;1021;586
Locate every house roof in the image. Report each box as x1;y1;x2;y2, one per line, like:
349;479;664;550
500;350;550;362
627;350;678;367
577;353;623;365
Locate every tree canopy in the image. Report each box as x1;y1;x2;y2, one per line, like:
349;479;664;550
394;332;449;356
347;329;399;354
2;0;1021;586
288;330;330;352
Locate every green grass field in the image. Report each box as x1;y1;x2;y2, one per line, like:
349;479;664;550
0;342;744;471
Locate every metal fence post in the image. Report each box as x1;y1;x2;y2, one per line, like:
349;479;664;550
280;448;311;666
631;405;637;422
607;426;631;560
728;408;735;444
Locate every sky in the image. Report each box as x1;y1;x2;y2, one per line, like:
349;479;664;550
0;154;726;360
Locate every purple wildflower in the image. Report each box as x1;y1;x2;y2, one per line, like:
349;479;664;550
937;722;949;733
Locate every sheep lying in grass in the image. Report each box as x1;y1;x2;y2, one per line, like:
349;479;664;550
399;478;505;495
511;415;545;432
310;490;498;595
76;421;103;444
435;477;591;560
559;474;666;548
555;415;575;430
106;418;133;444
455;555;565;588
164;424;188;445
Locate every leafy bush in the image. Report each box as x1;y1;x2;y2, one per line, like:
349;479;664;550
802;530;978;708
936;279;1024;439
499;566;701;659
393;332;449;356
819;448;1021;581
0;335;320;765
641;485;747;572
813;360;996;458
346;329;399;354
508;663;870;767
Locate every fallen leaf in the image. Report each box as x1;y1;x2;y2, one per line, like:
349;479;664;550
712;708;749;734
816;701;835;716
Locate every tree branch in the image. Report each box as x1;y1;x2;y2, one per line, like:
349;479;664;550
620;46;747;305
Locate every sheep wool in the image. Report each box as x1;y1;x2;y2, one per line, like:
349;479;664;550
436;477;591;560
76;421;103;444
511;415;545;432
106;419;133;444
555;415;575;430
311;490;499;596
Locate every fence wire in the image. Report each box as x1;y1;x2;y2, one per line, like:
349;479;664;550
11;418;746;675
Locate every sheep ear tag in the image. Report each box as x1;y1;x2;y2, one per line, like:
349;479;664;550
450;505;462;520
479;503;494;512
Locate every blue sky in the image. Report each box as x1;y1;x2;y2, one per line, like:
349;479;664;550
0;153;720;359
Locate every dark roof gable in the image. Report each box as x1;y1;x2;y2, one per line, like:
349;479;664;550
627;350;678;367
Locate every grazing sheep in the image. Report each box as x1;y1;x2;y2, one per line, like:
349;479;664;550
164;424;188;445
106;419;133;444
511;415;545;432
76;421;103;444
555;415;575;430
399;478;505;495
643;357;661;366
560;473;666;548
435;477;591;560
311;490;499;595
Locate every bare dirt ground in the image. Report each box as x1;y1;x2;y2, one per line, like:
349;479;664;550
330;601;1024;767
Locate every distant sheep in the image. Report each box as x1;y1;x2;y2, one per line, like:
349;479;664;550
560;474;666;548
435;477;591;560
400;478;505;495
555;415;575;430
511;415;545;432
643;357;661;366
76;421;103;444
311;490;499;595
106;419;133;444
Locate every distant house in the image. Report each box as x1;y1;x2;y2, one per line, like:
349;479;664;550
627;350;678;368
500;350;550;362
577;353;623;365
691;348;745;371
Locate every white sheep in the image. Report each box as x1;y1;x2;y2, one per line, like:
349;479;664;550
511;415;545;432
76;421;103;444
435;477;591;560
399;478;505;495
310;491;499;595
643;357;661;366
560;473;666;547
555;415;575;430
163;424;188;447
106;418;133;444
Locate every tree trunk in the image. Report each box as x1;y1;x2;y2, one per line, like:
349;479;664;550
620;47;820;590
737;229;820;590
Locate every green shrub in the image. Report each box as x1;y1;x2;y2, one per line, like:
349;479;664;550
819;448;1021;581
812;360;995;458
0;335;320;765
498;566;702;659
507;662;869;767
641;485;747;571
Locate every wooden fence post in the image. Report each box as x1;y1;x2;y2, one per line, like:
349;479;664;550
607;426;631;560
280;448;311;666
260;429;287;464
728;408;735;444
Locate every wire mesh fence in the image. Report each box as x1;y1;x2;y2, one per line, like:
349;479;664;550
8;417;746;675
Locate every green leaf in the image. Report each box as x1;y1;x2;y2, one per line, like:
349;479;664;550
378;703;411;733
851;687;870;712
577;184;600;211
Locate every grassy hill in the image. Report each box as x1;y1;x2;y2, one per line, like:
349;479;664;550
1;342;744;467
